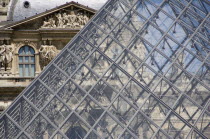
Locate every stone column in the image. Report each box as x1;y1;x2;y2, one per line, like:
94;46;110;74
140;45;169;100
35;53;41;76
14;53;19;76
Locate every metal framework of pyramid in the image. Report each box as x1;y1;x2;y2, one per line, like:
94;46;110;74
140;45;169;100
0;0;210;138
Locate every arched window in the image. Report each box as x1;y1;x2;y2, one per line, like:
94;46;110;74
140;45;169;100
18;46;35;77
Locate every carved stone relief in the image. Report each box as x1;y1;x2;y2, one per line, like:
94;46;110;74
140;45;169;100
39;45;59;69
14;41;38;52
41;18;56;28
41;11;90;29
0;44;13;71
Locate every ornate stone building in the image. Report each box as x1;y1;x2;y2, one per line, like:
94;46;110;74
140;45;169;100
0;1;96;112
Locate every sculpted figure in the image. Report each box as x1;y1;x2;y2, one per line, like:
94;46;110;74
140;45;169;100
41;18;56;28
83;14;89;25
77;13;84;25
62;13;69;27
65;16;73;28
0;45;13;71
65;11;77;28
72;22;80;28
56;13;65;28
69;11;77;23
39;45;58;69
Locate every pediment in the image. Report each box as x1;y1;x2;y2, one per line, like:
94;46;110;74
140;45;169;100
2;2;96;30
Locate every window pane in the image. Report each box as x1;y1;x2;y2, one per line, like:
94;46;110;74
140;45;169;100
19;57;23;63
25;65;29;76
30;57;35;63
29;47;35;54
25;46;29;54
25;57;29;63
19;65;23;77
19;48;24;55
31;64;35;77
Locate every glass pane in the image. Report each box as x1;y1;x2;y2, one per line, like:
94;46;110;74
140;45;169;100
25;46;29;54
29;47;35;54
25;57;29;63
26;114;56;138
19;57;23;63
19;47;24;55
19;65;23;77
43;97;71;127
61;114;89;138
30;56;35;63
30;64;35;77
25;65;29;77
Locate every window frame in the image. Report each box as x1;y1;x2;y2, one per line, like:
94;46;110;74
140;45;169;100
18;45;36;77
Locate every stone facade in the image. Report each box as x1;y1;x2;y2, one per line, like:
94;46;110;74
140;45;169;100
0;2;96;112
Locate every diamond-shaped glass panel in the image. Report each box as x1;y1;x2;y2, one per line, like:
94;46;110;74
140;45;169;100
26;114;56;139
154;79;181;108
140;96;170;126
0;116;21;139
42;97;71;127
24;80;53;109
72;65;99;92
128;112;158;138
85;50;112;77
122;80;150;108
94;113;124;138
55;50;81;76
103;64;130;91
61;113;90;138
58;80;86;110
18;134;29;139
89;80;118;107
109;96;136;125
8;97;37;128
40;65;68;92
161;113;191;138
76;96;104;126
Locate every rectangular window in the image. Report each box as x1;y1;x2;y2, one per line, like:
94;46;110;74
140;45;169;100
18;46;36;77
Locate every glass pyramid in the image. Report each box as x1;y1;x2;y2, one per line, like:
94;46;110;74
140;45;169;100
1;0;209;138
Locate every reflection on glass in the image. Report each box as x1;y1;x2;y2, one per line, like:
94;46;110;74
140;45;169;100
19;65;23;77
19;57;23;63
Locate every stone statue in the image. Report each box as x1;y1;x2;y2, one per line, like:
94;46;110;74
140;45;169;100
41;18;56;28
65;11;78;28
39;45;58;69
56;13;65;28
62;13;69;28
83;14;89;25
41;11;90;29
0;45;13;71
77;13;84;25
69;11;77;23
